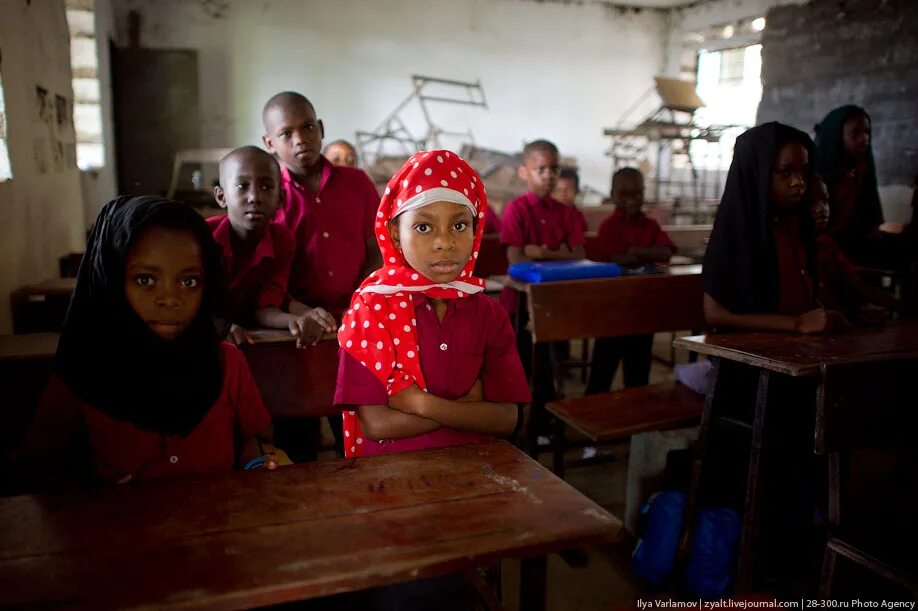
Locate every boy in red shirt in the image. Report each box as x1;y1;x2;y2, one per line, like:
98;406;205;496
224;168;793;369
551;166;588;234
208;146;334;347
500;140;585;439
588;167;675;393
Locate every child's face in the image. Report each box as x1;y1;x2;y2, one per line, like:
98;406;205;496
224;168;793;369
214;152;283;238
810;177;830;231
770;142;809;212
262;101;324;173
389;201;474;284
611;174;644;217
325;142;357;168
124;226;205;341
842;113;871;160
519;150;560;199
552;177;578;206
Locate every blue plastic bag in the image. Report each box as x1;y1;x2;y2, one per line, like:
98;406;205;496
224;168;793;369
632;491;686;585
508;260;621;283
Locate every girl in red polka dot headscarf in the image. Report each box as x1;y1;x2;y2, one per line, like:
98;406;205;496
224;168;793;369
334;150;530;457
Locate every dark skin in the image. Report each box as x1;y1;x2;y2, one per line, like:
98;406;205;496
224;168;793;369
355;201;518;441
214;150;334;348
704;142;848;334
324;141;358;168
262;98;382;302
551;176;578;207
842;113;871;161
124;227;274;472
508;149;586;264
605;172;674;267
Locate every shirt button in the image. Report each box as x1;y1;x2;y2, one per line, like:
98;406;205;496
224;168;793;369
426;304;432;311
169;455;178;464
328;270;334;276
540;219;546;224
439;343;448;351
323;231;330;238
316;197;321;203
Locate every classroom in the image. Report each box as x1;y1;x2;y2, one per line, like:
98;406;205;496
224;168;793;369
0;0;915;608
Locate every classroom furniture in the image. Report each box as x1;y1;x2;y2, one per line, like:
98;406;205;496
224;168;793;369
58;253;83;278
815;358;917;598
0;333;59;494
673;321;918;592
242;329;340;419
0;440;621;610
9;278;76;334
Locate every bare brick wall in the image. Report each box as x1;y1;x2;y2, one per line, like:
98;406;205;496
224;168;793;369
757;0;918;186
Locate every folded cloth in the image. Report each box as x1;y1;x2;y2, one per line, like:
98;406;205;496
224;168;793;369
674;360;713;395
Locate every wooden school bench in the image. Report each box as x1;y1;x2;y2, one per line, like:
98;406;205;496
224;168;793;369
0;441;621;611
498;266;706;475
673;321;918;592
9;277;76;334
242;329;340;419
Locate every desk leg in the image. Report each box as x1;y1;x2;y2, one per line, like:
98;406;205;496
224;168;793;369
736;369;772;591
520;555;547;611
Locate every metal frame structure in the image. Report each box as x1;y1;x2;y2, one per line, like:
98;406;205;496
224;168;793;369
357;75;488;165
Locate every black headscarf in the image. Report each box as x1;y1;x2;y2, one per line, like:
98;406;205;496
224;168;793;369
814;105;883;244
703;122;817;314
55;196;229;436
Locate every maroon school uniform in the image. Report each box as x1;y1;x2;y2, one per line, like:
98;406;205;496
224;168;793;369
498;191;586;311
207;215;295;324
772;219;815;315
595;209;676;259
816;234;863;310
334;292;531;455
21;343;271;484
484;207;502;234
277;158;379;316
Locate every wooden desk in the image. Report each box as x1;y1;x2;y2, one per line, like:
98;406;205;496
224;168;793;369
673;320;918;591
0;441;621;610
674;322;918;377
242;330;340;419
10;278;76;334
0;332;59;361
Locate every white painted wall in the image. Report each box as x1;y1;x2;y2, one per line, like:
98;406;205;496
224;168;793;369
111;0;665;194
0;0;86;333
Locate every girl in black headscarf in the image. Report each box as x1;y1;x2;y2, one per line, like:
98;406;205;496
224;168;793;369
703;122;848;333
18;196;275;490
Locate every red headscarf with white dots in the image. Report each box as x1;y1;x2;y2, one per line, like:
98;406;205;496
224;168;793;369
338;150;487;456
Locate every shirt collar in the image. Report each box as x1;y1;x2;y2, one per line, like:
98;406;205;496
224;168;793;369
413;292;474;311
280;155;334;194
212;214;277;265
612;208;647;223
524;191;558;208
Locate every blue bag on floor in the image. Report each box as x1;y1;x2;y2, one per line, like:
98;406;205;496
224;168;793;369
632;491;686;585
508;260;621;283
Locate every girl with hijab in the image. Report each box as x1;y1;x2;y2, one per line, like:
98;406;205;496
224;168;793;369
17;196;275;490
334;150;530;458
703;122;848;333
814;105;895;266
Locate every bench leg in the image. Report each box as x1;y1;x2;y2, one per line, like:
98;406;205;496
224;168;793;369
520;555;547;611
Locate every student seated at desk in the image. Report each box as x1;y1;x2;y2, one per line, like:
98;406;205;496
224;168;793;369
587;167;676;393
334;150;530;458
551;166;588;234
323;138;358;168
208;146;335;348
703;122;848;334
811;175;898;316
16;196;275;491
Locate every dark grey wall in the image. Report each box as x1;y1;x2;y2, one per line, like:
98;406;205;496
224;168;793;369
757;0;918;186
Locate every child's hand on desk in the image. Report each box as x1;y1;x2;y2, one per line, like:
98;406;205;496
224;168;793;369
796;308;849;334
524;244;546;259
389;384;430;416
228;324;254;346
304;307;337;335
460;379;484;402
289;315;324;348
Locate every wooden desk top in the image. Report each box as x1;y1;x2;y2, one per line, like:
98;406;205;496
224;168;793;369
247;328;337;345
0;441;620;610
0;332;59;361
674;321;918;377
13;277;76;297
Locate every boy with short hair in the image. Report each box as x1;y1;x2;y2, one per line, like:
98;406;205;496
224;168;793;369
209;146;335;348
552;165;588;233
323;139;358;168
262;91;382;321
500;140;585;438
587;167;676;393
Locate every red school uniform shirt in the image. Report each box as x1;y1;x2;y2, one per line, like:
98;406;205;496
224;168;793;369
21;342;271;484
498;191;587;312
334;292;531;456
772;218;815;316
208;215;295;325
595;209;676;260
277;158;380;316
816;233;864;310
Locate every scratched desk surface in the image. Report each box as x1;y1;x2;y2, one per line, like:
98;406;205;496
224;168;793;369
0;441;621;610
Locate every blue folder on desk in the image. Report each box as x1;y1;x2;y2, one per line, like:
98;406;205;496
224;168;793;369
508;260;622;283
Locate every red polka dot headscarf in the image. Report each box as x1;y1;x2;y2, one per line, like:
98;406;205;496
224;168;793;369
337;150;488;456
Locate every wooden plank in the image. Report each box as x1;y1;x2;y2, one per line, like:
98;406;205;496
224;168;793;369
546;381;702;442
0;333;59;361
675;321;918;377
0;441;621;610
527;271;705;342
